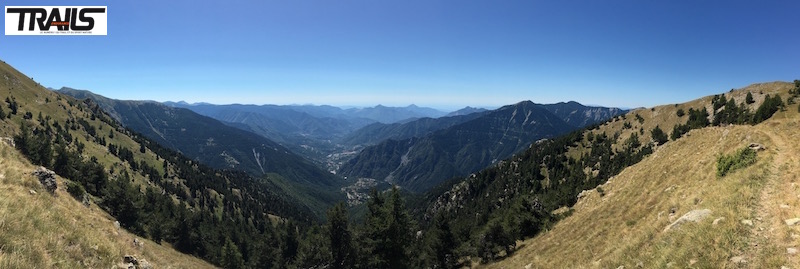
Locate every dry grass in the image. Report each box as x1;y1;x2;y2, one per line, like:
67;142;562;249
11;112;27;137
0;142;215;268
487;82;799;268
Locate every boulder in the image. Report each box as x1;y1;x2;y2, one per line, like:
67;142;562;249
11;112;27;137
748;143;766;151
32;167;57;194
123;255;137;264
741;219;754;226
786;218;800;226
664;209;712;232
730;255;746;264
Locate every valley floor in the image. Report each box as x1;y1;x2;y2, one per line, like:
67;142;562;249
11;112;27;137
487;112;800;268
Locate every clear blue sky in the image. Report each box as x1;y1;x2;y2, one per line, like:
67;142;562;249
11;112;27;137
1;0;798;110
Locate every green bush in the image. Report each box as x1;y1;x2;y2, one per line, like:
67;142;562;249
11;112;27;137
66;180;86;199
717;147;757;177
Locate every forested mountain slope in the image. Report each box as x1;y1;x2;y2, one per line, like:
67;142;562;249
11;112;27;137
415;81;796;267
0;60;331;268
0;139;214;268
340;109;490;146
340;100;624;193
58;87;341;187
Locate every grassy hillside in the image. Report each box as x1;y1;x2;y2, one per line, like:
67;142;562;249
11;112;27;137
486;82;799;268
0;59;324;267
0;140;213;268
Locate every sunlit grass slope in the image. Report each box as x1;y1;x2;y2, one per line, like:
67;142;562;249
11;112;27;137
488;82;799;268
0;142;214;268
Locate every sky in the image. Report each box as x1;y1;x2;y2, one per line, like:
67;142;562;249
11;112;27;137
1;0;799;111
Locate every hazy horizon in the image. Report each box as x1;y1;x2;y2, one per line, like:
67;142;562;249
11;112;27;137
4;1;798;110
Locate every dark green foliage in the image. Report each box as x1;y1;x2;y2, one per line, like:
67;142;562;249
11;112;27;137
282;221;300;264
102;171;144;234
672;108;710;140
359;187;415;269
717;147;757;177
296;225;331;268
328;203;355;269
635;113;644;124
429;213;457;269
66;180;86;199
0;105;5;119
650;126;668;145
712;94;727;112
14;122;53;167
5;96;18;115
751;94;783;124
221;238;246;269
676;108;685;117
479;221;515;261
746;92;755;104
713;98;751;125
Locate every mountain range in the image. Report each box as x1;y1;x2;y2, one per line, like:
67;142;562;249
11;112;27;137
338;100;625;192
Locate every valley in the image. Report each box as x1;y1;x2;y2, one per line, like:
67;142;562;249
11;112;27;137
2;56;798;268
2;1;794;268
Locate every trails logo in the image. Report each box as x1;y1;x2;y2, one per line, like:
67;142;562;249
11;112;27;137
5;6;107;35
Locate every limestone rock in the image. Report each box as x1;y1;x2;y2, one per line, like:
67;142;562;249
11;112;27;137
730;256;746;264
32;166;57;194
664;209;712;232
741;219;753;226
712;217;725;225
785;218;800;226
788;248;798;255
748;143;766;151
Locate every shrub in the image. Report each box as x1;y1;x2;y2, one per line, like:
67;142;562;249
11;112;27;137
717;147;757;177
66;180;86;199
676;108;685;117
650;126;668;145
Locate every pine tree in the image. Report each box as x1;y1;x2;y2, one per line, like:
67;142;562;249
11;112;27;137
386;187;412;269
282;221;299;264
327;202;354;269
221;238;245;269
650;126;668;145
746;91;755;104
430;213;457;269
363;188;390;268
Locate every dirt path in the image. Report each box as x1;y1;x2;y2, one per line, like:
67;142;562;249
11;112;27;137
747;119;800;268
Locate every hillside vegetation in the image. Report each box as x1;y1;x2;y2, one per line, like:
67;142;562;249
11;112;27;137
484;82;800;268
0;142;214;268
0;59;329;268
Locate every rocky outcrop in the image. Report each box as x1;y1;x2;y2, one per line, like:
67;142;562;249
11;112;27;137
117;255;152;269
32;167;57;194
664;209;712;232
